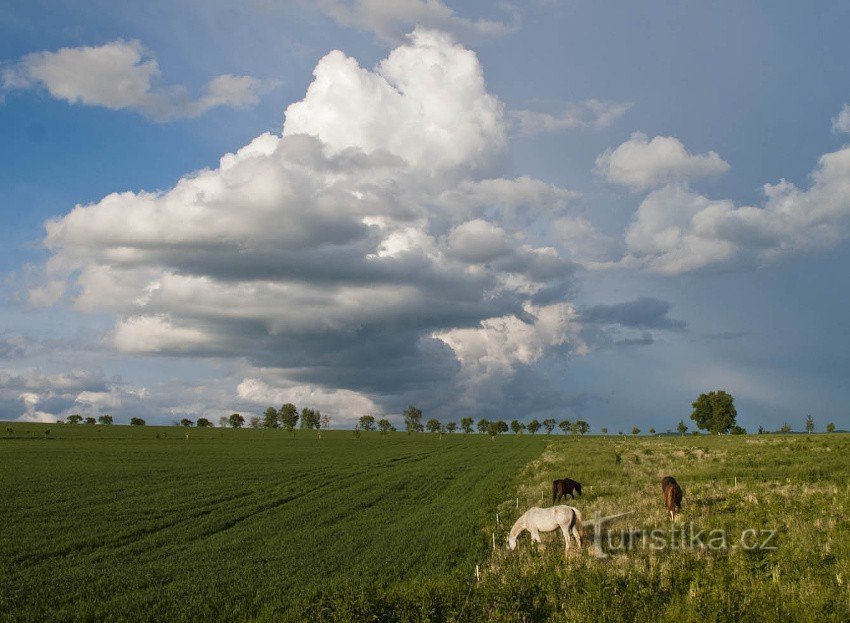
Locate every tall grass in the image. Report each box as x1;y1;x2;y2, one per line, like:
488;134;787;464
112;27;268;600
296;434;850;622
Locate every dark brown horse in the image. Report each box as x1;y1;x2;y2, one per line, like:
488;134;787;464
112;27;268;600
661;476;683;520
552;478;583;503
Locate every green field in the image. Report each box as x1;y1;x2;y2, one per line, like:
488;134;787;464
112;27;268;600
0;423;544;622
2;424;850;622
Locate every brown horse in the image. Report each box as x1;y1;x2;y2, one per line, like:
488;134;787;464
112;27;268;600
661;476;683;520
552;478;583;503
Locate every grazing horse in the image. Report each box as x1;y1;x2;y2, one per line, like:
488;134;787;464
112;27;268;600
552;478;582;503
661;476;683;521
507;505;584;557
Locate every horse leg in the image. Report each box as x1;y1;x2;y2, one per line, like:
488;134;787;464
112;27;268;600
572;524;582;547
530;528;542;545
560;523;571;556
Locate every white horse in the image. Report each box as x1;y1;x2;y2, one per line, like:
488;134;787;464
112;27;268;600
507;505;584;557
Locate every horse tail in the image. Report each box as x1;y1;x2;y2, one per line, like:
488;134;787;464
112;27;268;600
572;507;585;544
552;480;558;503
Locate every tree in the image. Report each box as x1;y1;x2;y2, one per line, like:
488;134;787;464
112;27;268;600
631;426;640;435
84;417;96;425
691;390;737;434
97;415;113;425
676;420;688;436
510;419;525;434
130;417;145;426
426;418;442;433
826;422;836;433
249;416;261;429
527;419;541;434
648;427;656;435
600;427;608;435
779;423;792;433
298;403;322;430
573;420;590;435
378;418;392;435
476;418;490;434
196;418;212;427
558;419;571;435
218;416;229;428
320;414;331;430
279;404;300;430
359;415;376;432
460;417;474;434
263;406;279;429
486;421;506;438
805;415;814;434
758;425;765;434
731;425;747;435
229;413;245;428
180;418;194;427
66;414;83;424
446;421;457;433
543;419;557;435
403;405;424;433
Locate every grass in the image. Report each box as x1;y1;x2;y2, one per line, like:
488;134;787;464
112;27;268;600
295;433;850;622
0;423;544;622
2;425;849;622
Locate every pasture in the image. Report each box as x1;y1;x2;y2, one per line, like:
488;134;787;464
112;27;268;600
2;425;850;622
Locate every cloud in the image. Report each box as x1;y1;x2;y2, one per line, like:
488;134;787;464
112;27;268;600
433;301;585;382
314;0;518;43
283;29;505;173
445;219;512;263
2;39;275;121
32;29;583;420
511;100;631;135
621;144;850;274
580;297;685;330
553;217;624;264
236;377;379;423
833;104;850;134
596;132;730;191
0;368;148;422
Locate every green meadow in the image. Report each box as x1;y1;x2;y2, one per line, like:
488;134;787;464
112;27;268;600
2;424;849;622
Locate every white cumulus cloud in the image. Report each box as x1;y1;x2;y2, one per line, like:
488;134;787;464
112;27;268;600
32;29;585;419
2;39;275;121
596;132;730;191
833;104;850;134
314;0;517;43
511;100;631;135
621;145;850;274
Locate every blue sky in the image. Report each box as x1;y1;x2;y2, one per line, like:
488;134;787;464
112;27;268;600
2;1;849;431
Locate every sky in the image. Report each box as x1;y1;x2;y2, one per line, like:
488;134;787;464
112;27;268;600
2;0;850;432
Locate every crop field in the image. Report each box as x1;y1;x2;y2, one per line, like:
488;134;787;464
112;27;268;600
2;425;850;623
0;423;544;622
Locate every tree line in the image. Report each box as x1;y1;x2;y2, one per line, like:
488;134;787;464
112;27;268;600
45;392;840;435
353;405;593;437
